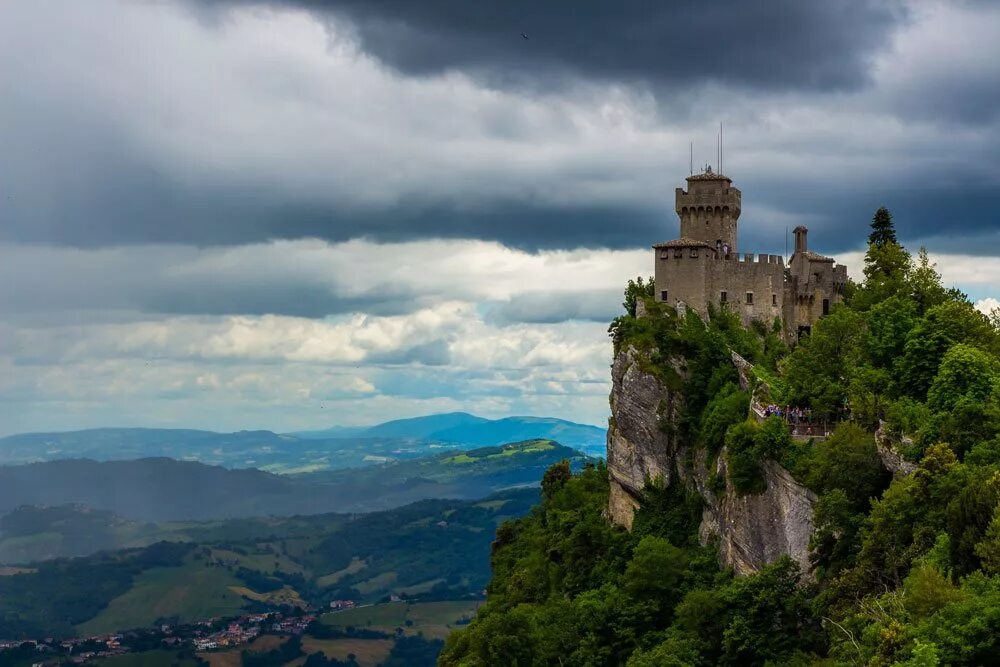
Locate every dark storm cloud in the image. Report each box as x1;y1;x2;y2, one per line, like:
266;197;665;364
2;0;999;257
0;157;665;251
735;168;1000;257
247;0;906;92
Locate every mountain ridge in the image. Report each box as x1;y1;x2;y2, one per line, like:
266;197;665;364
0;413;607;467
0;439;592;526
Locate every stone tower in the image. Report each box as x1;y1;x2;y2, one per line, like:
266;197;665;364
675;166;742;256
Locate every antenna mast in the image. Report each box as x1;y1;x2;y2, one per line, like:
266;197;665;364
720;122;723;174
689;141;693;175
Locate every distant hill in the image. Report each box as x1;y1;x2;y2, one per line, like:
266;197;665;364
0;413;607;469
0;440;592;526
425;416;606;454
0;427;309;468
363;412;489;439
0;458;303;522
292;412;607;457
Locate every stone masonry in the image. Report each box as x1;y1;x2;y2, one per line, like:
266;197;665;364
653;168;847;341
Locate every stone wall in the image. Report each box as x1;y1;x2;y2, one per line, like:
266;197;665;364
655;252;786;327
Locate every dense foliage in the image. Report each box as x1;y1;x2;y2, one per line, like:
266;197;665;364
440;465;822;665
446;209;1000;665
0;541;192;638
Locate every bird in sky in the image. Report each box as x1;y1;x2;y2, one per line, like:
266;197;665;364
521;33;529;40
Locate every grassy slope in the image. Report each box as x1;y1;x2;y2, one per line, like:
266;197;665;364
95;649;202;666
78;559;244;635
321;600;481;640
302;637;395;666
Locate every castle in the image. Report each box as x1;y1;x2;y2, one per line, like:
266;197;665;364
652;168;847;340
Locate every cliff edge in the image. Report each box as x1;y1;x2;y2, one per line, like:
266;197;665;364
607;344;817;575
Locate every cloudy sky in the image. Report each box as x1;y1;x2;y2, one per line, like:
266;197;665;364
2;0;999;436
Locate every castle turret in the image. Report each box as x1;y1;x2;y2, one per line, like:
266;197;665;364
675;166;741;256
793;225;808;253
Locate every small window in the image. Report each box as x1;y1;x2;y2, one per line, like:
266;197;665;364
689;248;698;258
822;298;830;316
660;251;668;259
660;290;668;302
673;248;683;258
745;292;754;305
772;294;777;306
720;291;728;303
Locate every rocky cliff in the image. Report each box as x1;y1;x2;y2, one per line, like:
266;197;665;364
607;344;817;575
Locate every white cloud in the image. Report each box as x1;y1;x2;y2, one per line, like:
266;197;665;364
975;298;1000;316
0;239;647;319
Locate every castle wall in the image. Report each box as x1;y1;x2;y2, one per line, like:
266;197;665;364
656;252;785;327
710;254;785;327
655;246;712;315
783;255;848;338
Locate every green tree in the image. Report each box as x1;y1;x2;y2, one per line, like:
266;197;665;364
903;562;963;620
781;307;865;419
974;506;1000;574
721;557;817;665
866;295;917;371
869;206;897;248
926;344;999;413
623;536;687;602
623;276;655;317
541;459;572;500
897;301;998;400
725;420;766;494
790;422;889;510
909;247;950;315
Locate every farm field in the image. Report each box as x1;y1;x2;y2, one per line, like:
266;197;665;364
199;635;287;667
317;555;366;587
301;636;394;666
321;600;482;640
95;649;201;666
78;561;244;635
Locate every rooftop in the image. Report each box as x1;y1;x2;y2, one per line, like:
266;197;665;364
653;237;715;249
686;168;731;182
798;250;835;263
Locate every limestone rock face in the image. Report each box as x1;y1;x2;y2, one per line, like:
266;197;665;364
606;345;683;528
697;458;817;575
874;420;918;477
607;345;817;575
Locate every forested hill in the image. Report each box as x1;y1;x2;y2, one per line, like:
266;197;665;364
442;209;1000;666
0;440;590;523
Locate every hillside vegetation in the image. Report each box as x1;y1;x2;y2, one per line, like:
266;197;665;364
0;440;588;525
0;488;537;639
443;210;1000;665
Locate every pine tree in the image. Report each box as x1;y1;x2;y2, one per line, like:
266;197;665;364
869;207;897;248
